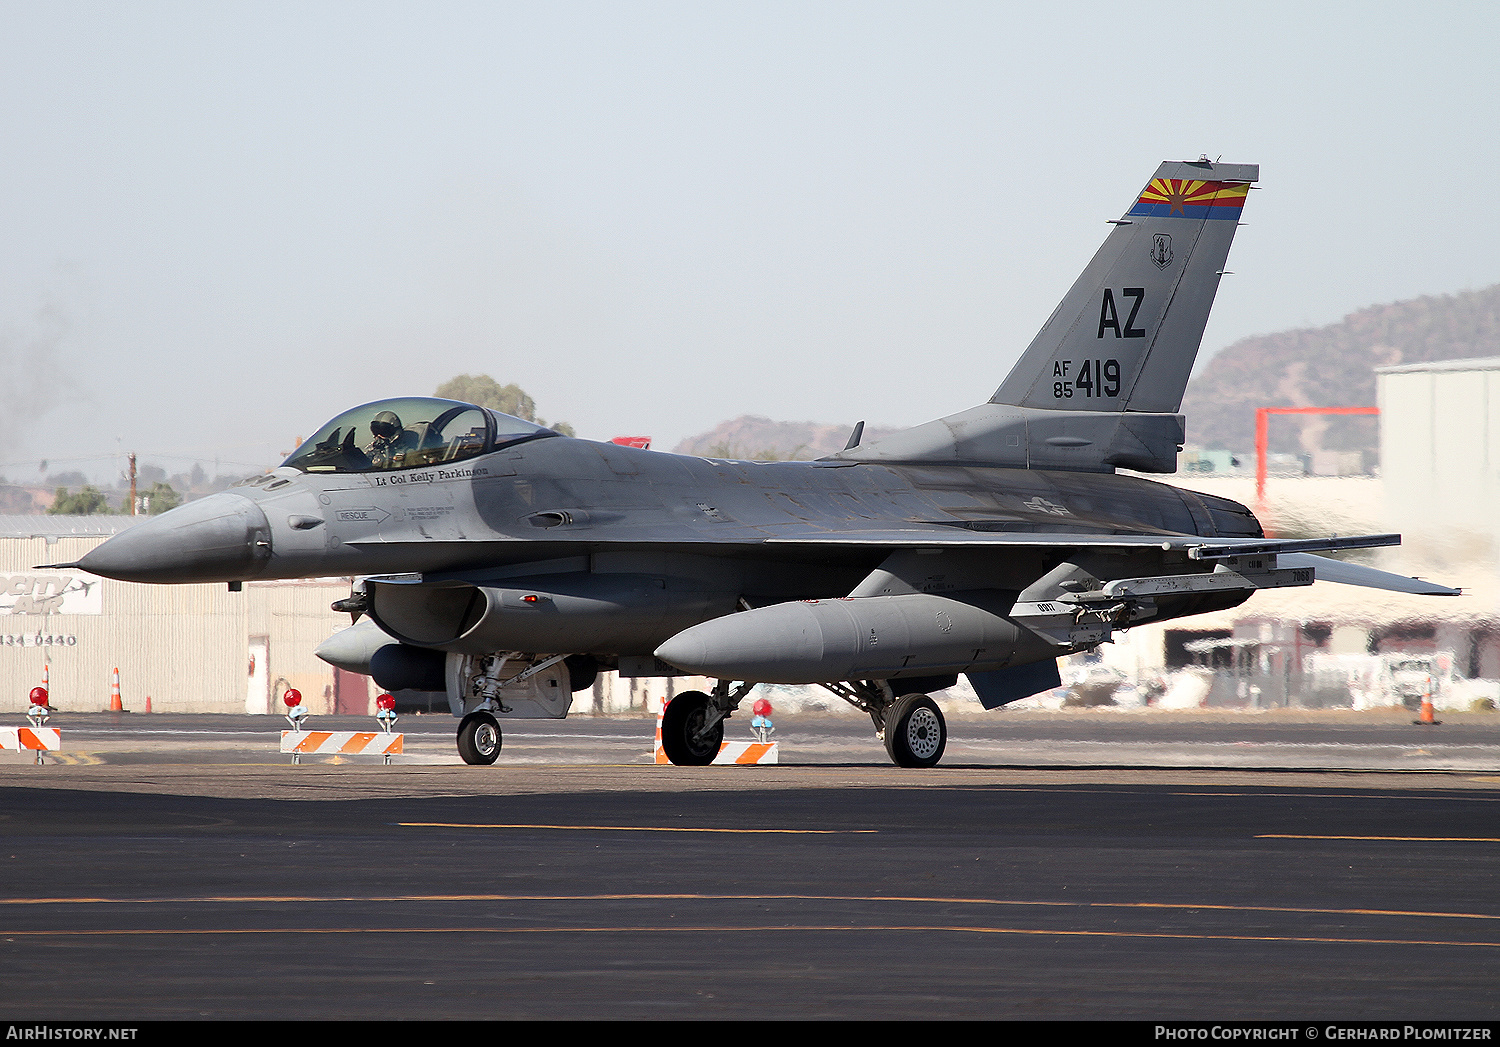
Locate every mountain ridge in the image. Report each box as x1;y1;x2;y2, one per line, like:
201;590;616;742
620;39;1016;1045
1181;283;1500;455
671;416;899;460
670;284;1500;462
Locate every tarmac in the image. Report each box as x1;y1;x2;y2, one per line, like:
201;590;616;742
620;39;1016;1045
10;706;1500;776
3;708;1500;1020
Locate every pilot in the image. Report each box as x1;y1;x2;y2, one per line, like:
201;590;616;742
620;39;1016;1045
366;411;418;468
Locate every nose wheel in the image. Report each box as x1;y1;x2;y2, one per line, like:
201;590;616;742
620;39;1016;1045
457;711;502;765
884;694;946;768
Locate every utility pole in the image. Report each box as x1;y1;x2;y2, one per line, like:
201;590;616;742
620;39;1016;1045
128;453;137;516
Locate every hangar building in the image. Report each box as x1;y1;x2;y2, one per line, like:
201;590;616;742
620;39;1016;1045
1378;356;1500;563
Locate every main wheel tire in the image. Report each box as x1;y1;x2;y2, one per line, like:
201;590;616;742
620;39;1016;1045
884;694;947;768
661;691;723;766
457;711;502;765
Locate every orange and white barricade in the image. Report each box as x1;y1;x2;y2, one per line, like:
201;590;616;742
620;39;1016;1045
281;731;404;761
653;700;779;765
0;726;62;764
712;739;778;765
279;687;403;764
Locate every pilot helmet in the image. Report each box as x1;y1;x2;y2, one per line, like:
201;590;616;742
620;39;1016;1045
370;411;403;440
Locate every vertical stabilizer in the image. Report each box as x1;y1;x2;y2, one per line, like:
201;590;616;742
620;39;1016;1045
832;160;1257;473
991;160;1257;414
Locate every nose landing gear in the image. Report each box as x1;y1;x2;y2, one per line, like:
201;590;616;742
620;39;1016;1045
457;711;502;765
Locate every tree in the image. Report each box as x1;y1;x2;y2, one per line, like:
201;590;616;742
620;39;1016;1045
435;375;536;420
434;374;574;437
49;486;113;515
139;482;181;515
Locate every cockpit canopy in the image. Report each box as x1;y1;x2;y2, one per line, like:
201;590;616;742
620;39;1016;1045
282;397;555;473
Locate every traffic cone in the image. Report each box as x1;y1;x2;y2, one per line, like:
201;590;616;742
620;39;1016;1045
654;697;668;764
109;667;123;712
1414;675;1441;726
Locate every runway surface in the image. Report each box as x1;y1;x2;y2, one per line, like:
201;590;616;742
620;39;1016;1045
15;706;1500;771
2;710;1500;1019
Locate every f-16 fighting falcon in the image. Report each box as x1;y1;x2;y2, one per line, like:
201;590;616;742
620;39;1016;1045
65;160;1457;767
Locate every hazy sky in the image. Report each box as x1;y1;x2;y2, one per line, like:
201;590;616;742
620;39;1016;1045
2;2;1497;482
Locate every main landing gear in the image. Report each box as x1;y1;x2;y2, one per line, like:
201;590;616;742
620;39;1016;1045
660;691;721;765
659;680;756;766
882;693;947;768
819;681;949;768
658;679;950;769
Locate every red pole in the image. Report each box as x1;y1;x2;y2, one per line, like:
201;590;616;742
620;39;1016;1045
1251;406;1379;540
1255;408;1269;519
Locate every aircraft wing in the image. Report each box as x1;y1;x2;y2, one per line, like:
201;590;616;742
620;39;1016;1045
762;529;1399;554
364;526;1456;597
758;528;1458;596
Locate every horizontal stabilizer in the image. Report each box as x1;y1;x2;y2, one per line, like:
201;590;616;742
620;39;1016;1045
1278;553;1460;596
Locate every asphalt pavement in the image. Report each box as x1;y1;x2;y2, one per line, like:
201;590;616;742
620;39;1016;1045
2;709;1500;1020
10;706;1500;773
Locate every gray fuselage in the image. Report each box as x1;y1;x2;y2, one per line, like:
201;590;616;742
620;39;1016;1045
79;433;1261;661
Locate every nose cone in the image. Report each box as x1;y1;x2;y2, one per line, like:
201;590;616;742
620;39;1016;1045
654;627;710;675
79;493;272;583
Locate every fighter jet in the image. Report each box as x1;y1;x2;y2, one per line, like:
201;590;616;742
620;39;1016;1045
67;159;1456;768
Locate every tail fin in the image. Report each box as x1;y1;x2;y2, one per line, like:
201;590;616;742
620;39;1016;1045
832;160;1256;474
992;159;1257;413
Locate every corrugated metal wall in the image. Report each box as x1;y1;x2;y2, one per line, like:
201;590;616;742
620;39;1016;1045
1;534;356;714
